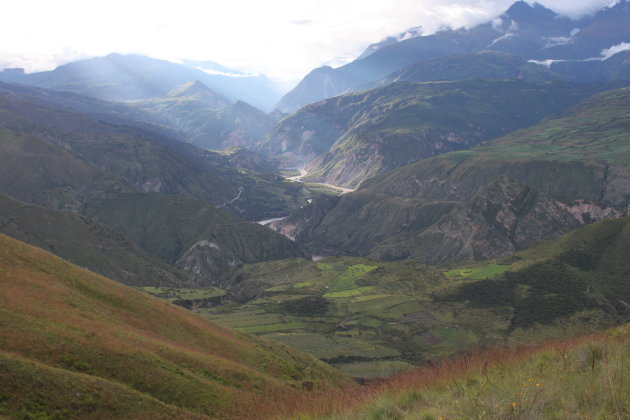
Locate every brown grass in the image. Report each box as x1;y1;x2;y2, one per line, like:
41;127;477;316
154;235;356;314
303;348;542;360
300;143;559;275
247;331;613;419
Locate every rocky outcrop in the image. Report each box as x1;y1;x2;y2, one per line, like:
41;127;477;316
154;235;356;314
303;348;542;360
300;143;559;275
392;176;582;263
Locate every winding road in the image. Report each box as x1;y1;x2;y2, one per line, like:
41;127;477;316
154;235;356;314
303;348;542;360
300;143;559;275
287;168;355;194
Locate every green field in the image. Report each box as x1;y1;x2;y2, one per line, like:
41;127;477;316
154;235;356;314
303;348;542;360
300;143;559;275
149;218;630;381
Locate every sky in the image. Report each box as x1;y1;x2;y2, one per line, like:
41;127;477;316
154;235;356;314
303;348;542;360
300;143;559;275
0;0;614;83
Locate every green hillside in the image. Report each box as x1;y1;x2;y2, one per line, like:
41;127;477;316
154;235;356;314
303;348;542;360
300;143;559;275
0;89;307;220
261;79;617;188
186;217;630;380
276;86;630;262
0;91;234;209
0;233;348;419
0;193;189;286
82;192;306;285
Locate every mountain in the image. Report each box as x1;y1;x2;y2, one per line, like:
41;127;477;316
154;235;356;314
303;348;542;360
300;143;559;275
276;1;630;113
0;193;189;287
0;78;276;153
0;86;309;282
0;85;306;219
211;146;282;173
131;84;277;150
0;233;347;419
180;59;284;111
0;53;282;110
368;50;561;89
261;79;613;188
82;193;307;286
271;86;630;262
357;26;424;60
167;79;231;107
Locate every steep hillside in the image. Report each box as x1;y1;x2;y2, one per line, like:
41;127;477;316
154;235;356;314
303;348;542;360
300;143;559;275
262;80;611;188
0;90;236;208
130;82;277;150
276;0;630;112
82;193;307;285
0;86;306;219
273;86;630;261
0;233;348;419
0;193;189;286
198;216;630;381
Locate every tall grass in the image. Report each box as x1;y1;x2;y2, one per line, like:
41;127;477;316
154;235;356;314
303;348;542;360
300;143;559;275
248;325;629;420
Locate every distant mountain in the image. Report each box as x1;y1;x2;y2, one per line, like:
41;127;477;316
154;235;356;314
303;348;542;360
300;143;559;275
272;86;630;262
367;51;561;89
0;53;282;110
0;79;280;164
167;79;231;107
0;87;309;282
0;233;347;419
261;79;613;188
0;84;306;219
0;193;189;287
276;0;630;113
0;88;236;209
357;26;424;60
131;84;278;150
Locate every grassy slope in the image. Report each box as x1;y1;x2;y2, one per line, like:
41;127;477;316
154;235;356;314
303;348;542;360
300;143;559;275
194;217;629;380
0;192;189;287
270;325;629;420
82;192;306;285
364;86;630;205
0;233;348;419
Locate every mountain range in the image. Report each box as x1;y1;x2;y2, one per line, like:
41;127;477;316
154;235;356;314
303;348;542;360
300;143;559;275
272;85;630;262
0;1;628;417
261;79;621;187
0;53;282;111
277;0;630;113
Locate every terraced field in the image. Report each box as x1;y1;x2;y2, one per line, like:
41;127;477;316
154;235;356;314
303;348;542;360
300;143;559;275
140;218;630;381
194;257;511;380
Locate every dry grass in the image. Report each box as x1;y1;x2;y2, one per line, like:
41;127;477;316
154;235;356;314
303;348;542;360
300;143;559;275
249;325;629;420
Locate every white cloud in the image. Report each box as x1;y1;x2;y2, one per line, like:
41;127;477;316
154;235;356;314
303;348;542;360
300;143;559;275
600;42;630;60
0;0;614;83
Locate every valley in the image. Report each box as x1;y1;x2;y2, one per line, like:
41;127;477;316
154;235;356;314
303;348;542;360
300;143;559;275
0;0;628;418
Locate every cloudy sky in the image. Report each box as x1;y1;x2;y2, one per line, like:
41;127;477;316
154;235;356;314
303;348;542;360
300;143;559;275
0;0;613;83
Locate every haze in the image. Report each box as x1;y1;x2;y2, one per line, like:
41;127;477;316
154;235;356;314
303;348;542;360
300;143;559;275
1;0;613;83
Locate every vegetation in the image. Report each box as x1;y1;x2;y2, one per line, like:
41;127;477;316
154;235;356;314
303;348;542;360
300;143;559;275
0;233;348;419
82;192;306;285
0;86;307;220
0;192;189;287
195;217;630;381
263;325;629;420
264;78;615;188
279;86;630;262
